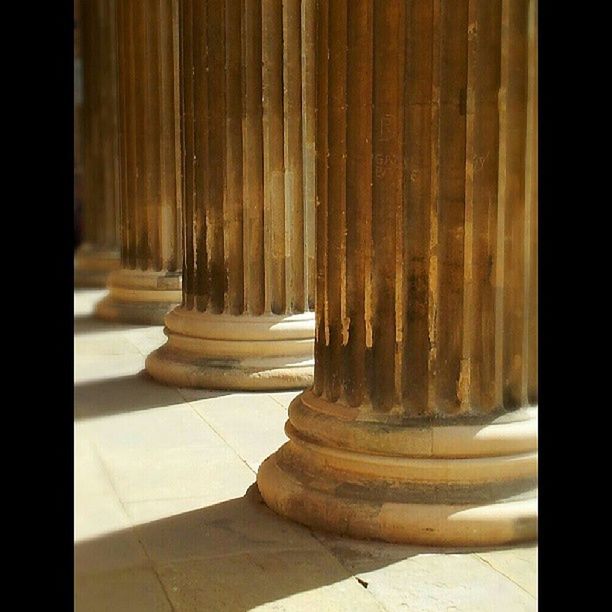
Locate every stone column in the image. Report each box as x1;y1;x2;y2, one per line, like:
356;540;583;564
146;0;315;389
258;0;538;545
96;0;183;324
74;1;83;250
74;0;121;287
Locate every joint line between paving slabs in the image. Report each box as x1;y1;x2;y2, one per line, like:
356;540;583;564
176;388;259;477
474;553;536;599
267;392;298;409
89;441;178;612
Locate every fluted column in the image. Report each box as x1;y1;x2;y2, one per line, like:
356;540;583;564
96;0;183;324
146;0;315;389
74;0;121;287
74;1;84;249
258;0;538;545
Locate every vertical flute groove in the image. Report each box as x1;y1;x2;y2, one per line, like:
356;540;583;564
526;0;538;405
134;1;146;267
242;0;265;315
325;0;347;403
194;0;209;311
344;0;373;408
403;0;433;415
393;3;406;410
302;0;316;312
283;0;305;313
117;0;132;266
371;0;405;412
500;0;529;408
126;1;138;269
426;0;441;415
206;0;226;313
171;0;183;273
262;0;286;314
461;0;476;412
226;0;244;315
145;0;161;270
314;0;329;396
436;0;468;415
469;0;502;413
157;0;168;271
181;0;195;308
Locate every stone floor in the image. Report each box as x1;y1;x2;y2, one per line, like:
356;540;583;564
74;289;538;612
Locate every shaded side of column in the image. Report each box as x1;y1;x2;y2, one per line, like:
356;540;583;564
75;0;121;286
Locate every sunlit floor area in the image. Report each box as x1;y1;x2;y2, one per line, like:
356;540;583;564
74;289;537;612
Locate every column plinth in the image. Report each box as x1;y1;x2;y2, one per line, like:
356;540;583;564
75;246;121;289
259;392;537;546
95;269;182;325
96;0;183;324
74;0;121;287
147;308;314;390
146;0;316;389
258;0;538;545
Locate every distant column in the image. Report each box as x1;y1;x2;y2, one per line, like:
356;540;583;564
258;0;538;545
74;0;121;287
146;0;315;389
96;0;182;324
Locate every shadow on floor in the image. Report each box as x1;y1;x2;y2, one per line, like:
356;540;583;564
75;484;523;611
74;371;233;420
74;313;153;336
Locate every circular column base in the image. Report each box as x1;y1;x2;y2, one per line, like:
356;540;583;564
145;306;314;390
95;268;182;325
74;245;120;288
257;391;538;546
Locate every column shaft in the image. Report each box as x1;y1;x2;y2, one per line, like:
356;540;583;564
96;0;183;324
146;0;315;390
74;0;121;287
258;0;538;545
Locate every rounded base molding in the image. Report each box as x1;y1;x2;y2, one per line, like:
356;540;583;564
257;392;538;546
95;268;182;325
145;306;315;390
74;245;120;288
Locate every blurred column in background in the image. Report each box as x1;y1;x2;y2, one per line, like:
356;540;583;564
146;0;316;389
74;0;121;287
96;0;182;324
258;0;538;545
73;2;83;251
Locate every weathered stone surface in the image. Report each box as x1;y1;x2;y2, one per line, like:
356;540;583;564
258;0;538;545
